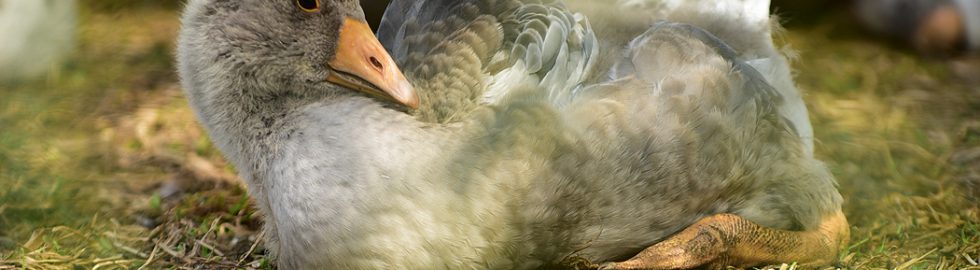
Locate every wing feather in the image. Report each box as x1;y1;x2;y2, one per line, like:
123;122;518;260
378;0;597;122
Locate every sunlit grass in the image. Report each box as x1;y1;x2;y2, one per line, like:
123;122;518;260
783;12;980;268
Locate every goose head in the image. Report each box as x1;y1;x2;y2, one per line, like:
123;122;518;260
178;0;417;115
178;0;420;171
178;2;427;266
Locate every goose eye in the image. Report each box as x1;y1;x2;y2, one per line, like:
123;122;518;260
296;0;320;12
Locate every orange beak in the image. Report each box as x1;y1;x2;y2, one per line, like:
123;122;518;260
327;17;419;109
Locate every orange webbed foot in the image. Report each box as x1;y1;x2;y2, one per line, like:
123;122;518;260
599;211;849;270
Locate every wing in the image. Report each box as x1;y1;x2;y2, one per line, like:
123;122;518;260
562;0;814;155
617;0;815;154
562;22;833;231
378;0;598;123
569;21;787;145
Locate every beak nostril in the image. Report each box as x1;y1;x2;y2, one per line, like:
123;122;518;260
369;56;383;70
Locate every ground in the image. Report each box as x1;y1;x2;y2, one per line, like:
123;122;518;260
0;1;978;269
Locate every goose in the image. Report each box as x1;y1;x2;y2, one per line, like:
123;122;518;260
177;0;849;269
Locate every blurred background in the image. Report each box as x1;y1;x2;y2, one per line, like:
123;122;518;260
0;0;977;269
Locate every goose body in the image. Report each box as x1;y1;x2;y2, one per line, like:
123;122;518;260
177;0;846;269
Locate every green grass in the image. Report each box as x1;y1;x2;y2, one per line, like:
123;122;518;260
0;2;265;269
1;2;978;270
781;9;980;269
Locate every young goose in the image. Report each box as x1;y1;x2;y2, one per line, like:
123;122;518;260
178;0;848;269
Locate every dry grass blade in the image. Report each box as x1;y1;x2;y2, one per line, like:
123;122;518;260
137;244;160;270
236;230;265;268
895;248;937;270
966;252;979;266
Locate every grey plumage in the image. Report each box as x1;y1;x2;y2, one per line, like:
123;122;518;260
177;0;843;269
380;0;597;122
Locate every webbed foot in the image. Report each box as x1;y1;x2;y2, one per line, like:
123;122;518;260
599;211;849;270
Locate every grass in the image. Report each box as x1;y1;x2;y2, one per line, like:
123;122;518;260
1;1;267;269
1;2;978;269
777;9;980;269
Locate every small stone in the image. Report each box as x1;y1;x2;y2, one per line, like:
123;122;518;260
135;214;159;229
